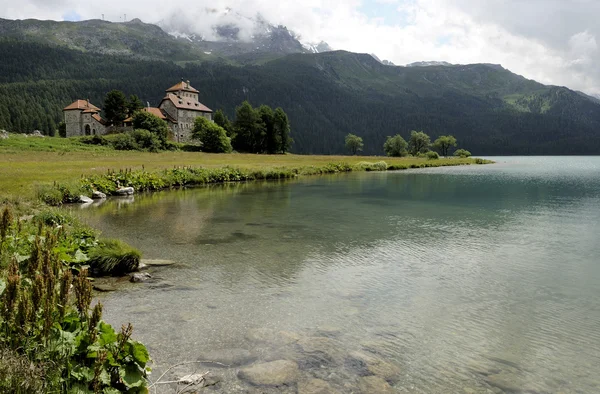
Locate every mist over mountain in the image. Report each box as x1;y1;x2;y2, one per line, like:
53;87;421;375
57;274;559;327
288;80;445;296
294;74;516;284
1;17;600;155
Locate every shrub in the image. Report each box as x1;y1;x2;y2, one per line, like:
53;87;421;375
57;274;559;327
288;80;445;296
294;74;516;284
454;149;472;158
34;210;73;226
192;117;233;153
79;135;109;146
131;129;162;152
88;239;141;276
132;111;169;144
475;158;485;164
354;161;388;171
36;182;85;205
426;151;440;160
108;133;139;151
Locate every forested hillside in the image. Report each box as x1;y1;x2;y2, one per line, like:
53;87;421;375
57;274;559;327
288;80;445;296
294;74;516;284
1;37;600;154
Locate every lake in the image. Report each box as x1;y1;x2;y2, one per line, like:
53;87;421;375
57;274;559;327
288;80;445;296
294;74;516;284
67;157;600;393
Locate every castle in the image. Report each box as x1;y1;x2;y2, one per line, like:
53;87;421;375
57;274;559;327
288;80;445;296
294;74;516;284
63;81;213;142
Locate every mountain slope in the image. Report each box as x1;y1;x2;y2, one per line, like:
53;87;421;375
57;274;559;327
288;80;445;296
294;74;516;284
0;23;600;154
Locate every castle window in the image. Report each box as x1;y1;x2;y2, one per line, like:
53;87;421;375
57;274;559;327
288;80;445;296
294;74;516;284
92;129;96;135
85;125;91;136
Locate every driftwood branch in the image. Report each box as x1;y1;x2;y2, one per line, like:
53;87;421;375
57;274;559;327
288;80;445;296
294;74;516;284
148;360;230;392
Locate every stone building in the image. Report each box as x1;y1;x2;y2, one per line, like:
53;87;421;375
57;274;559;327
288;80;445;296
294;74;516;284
63;81;212;141
159;81;213;142
62;99;107;137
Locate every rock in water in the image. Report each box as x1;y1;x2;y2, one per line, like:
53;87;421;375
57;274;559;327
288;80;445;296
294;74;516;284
298;378;340;394
92;191;107;199
197;348;256;367
130;272;152;283
78;195;94;204
238;360;299;386
115;187;135;195
140;259;176;267
357;376;394;393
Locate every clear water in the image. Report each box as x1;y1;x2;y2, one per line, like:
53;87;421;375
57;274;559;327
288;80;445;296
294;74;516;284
67;157;600;393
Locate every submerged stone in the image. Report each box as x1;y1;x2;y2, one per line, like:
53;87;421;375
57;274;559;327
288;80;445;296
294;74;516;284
140;259;176;267
298;378;340;394
198;348;256;367
237;360;299;386
357;376;394;393
130;272;152;283
93;284;117;292
347;351;401;381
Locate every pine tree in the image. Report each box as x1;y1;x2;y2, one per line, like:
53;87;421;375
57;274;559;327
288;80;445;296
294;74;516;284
103;90;128;126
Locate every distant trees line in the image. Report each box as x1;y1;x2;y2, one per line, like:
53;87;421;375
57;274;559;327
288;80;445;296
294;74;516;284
345;131;472;158
197;101;291;154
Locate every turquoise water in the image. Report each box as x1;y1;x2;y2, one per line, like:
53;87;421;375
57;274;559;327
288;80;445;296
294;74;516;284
69;157;600;393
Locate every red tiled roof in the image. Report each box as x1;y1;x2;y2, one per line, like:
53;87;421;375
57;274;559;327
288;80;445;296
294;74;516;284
91;114;107;125
165;81;200;93
161;93;212;113
63;99;101;112
124;107;176;123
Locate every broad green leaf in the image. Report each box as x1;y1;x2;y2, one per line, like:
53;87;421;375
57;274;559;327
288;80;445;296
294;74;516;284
103;388;121;394
120;365;144;388
98;322;117;346
68;384;93;394
129;341;149;368
15;254;30;263
74;249;89;262
99;368;112;385
71;365;94;382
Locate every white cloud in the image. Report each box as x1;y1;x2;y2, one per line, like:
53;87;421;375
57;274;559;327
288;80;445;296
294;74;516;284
1;0;599;95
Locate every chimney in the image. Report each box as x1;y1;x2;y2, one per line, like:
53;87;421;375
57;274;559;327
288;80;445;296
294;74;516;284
186;80;190;89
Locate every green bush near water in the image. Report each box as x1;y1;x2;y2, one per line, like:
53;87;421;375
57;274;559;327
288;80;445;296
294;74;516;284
426;151;440;160
88;239;142;277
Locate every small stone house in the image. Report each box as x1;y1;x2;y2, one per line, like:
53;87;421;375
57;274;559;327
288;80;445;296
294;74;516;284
63;81;213;142
62;100;107;137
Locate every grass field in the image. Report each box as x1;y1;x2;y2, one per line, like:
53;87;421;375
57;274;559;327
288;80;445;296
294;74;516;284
0;135;485;201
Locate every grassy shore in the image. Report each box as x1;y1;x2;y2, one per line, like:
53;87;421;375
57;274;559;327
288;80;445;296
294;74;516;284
1;135;488;202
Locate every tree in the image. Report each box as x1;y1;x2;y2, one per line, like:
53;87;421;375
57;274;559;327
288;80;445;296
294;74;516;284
433;135;457;157
103;90;128;126
233;101;265;153
408;130;431;156
58;121;66;138
192;117;232;153
258;105;278;154
127;94;144;116
345;133;364;155
273;107;291;154
213;109;233;138
383;134;408;157
454;148;472;158
132;111;169;144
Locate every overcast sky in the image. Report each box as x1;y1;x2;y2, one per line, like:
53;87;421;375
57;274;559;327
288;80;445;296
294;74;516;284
2;0;599;95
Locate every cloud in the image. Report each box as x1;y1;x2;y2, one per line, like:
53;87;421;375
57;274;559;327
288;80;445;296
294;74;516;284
1;0;599;95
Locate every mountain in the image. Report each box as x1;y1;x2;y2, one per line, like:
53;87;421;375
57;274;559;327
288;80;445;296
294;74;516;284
0;17;212;61
1;18;600;155
407;61;454;67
